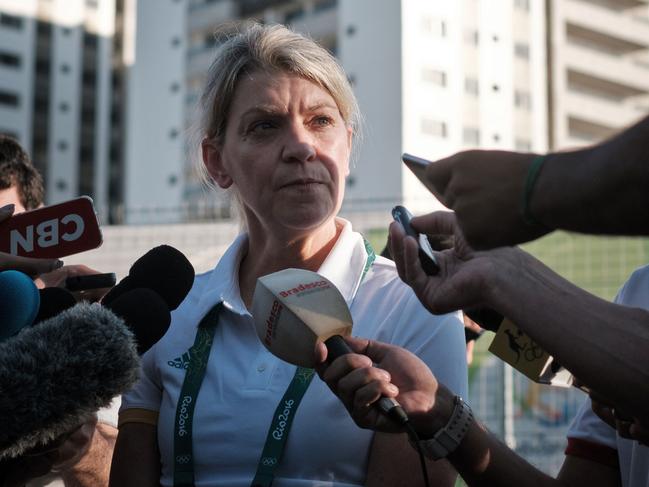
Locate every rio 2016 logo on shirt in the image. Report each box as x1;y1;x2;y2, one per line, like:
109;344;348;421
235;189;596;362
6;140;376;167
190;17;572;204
272;399;295;440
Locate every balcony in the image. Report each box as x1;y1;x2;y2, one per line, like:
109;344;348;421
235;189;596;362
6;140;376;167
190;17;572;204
563;44;649;97
564;90;644;130
564;0;649;50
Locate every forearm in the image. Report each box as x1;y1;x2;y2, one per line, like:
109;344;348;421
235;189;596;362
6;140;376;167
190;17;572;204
488;250;649;421
447;419;558;487
532;115;649;235
61;423;116;487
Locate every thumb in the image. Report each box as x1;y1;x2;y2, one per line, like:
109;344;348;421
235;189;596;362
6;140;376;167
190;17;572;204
424;155;455;201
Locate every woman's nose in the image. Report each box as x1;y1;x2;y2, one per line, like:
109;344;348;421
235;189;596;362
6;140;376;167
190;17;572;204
281;123;317;163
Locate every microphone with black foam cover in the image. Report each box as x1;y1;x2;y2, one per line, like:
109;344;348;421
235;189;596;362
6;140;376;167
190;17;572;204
102;245;194;311
103;287;171;355
251;268;409;425
0;302;139;460
33;286;77;324
0;270;40;341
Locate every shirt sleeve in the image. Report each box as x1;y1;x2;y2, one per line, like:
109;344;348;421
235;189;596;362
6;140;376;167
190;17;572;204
565;397;619;469
120;342;163;414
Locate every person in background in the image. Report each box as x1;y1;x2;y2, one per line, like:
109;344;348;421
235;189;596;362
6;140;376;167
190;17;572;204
0;135;117;487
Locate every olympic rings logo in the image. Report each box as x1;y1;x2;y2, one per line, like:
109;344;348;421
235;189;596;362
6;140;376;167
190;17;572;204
262;457;278;466
176;454;191;464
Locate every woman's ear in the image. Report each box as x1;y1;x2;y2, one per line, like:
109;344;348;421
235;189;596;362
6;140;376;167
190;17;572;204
202;138;233;189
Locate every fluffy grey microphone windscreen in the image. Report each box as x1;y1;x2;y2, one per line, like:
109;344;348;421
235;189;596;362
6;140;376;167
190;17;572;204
0;302;140;460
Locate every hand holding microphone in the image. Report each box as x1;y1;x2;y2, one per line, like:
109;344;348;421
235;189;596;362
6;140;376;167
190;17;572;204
251;268;409;426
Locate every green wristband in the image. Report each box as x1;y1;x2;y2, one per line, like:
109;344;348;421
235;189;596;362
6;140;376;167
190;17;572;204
521;155;547;226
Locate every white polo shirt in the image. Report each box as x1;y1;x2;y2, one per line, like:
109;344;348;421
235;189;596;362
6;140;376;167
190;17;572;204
121;219;468;487
566;264;649;487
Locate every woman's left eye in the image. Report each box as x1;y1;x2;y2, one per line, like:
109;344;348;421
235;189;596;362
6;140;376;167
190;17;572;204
312;116;333;127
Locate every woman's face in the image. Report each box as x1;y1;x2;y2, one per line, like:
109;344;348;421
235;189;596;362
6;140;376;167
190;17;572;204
203;71;352;237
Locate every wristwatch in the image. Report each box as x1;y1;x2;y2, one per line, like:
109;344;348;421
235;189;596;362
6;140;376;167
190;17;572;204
411;395;473;460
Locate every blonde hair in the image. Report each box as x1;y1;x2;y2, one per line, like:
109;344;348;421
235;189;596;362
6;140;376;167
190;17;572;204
191;22;361;219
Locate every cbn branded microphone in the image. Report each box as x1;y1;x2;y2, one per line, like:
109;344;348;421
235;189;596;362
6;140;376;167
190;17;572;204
0;270;40;341
103;288;171;355
251;268;409;425
0;302;139;460
102;245;195;311
34;286;77;324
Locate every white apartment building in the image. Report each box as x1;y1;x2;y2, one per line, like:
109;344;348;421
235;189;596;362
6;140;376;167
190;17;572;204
178;0;548;215
0;0;130;223
546;0;649;149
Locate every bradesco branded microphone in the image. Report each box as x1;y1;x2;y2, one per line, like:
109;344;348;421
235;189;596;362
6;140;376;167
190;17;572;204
0;270;40;341
102;245;195;311
0;196;102;259
251;268;408;424
392;202;574;387
103;288;171;355
0;302;139;460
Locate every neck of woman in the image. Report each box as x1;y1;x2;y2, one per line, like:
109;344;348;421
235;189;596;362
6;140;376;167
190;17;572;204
238;219;342;309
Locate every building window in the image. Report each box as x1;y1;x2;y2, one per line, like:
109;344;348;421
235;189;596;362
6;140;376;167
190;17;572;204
60;63;71;74
515;90;532;110
514;0;530;11
421;119;447;138
422;69;446;87
170;82;181;93
0;51;20;68
314;0;336;13
86;0;99;7
62;27;72;36
171;36;182;48
58;140;69;151
0;13;23;29
422;17;446;37
59;101;70;112
169;128;179;139
492;84;500;92
464;29;479;46
515;138;532;151
0;91;19;107
346;24;356;36
463;127;480;145
465;77;479;95
514;42;529;59
285;8;304;23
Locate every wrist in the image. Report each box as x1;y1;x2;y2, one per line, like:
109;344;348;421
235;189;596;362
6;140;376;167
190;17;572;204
410;387;457;439
410;395;474;460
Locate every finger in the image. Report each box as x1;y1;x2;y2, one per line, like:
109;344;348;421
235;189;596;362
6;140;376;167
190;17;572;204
321;353;373;391
410;211;458;237
0;253;63;277
337;366;392;409
352;381;399;412
401;233;431;292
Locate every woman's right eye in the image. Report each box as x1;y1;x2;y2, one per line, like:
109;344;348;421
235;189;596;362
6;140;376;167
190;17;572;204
248;120;276;133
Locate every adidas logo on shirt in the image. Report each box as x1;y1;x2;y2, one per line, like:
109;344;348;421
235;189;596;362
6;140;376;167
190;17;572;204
167;351;192;369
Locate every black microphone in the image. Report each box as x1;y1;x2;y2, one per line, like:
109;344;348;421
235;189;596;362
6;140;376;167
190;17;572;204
0;302;139;460
102;245;194;311
103;288;171;355
325;335;409;425
34;287;77;324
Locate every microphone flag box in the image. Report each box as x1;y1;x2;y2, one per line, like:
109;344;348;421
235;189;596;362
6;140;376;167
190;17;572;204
251;268;353;368
488;318;575;387
0;196;102;258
